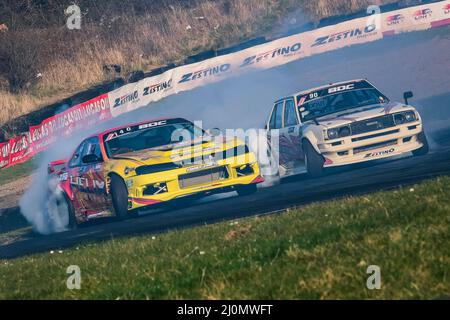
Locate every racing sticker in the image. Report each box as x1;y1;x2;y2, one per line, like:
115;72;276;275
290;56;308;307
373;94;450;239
364;148;395;158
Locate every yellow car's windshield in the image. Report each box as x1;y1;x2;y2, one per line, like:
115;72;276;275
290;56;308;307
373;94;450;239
103;119;204;158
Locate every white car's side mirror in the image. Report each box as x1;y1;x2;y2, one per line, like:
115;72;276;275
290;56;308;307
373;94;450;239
403;91;413;105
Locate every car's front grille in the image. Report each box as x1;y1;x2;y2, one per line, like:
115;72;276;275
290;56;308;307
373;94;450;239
350;115;396;135
136;162;180;175
353;139;398;154
178;166;229;189
351;129;399;142
135;145;249;176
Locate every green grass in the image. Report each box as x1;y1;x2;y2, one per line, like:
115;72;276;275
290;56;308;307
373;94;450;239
0;158;37;185
1;176;449;299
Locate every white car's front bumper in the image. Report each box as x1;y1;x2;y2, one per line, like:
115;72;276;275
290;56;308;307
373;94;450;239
318;121;424;167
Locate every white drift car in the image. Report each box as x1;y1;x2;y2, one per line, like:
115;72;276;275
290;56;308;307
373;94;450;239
266;79;428;177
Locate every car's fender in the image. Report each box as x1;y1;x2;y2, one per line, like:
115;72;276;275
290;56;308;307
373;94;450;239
301;124;324;154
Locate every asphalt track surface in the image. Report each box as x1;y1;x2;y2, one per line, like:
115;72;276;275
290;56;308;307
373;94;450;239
1;27;450;260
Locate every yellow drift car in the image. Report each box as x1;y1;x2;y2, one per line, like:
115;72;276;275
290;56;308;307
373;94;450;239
48;118;264;228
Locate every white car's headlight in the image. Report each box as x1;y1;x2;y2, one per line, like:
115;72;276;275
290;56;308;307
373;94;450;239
394;111;417;124
404;111;417;122
327;128;339;140
327;125;351;140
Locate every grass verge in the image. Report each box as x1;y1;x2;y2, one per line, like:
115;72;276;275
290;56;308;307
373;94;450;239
1;176;449;299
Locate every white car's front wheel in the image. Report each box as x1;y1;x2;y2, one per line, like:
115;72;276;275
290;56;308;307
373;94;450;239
412;132;429;156
303;140;325;178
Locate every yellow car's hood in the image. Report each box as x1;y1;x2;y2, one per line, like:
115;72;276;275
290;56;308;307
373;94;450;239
111;138;240;166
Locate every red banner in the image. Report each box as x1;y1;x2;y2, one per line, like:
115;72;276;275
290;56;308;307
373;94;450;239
0;94;111;170
0;141;10;169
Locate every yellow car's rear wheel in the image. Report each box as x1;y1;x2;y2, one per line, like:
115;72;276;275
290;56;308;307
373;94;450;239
110;175;129;220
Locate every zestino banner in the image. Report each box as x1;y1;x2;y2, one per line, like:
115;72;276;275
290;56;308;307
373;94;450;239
109;70;175;118
1;1;449;170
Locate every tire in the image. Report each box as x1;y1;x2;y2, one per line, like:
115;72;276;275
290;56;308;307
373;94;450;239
63;193;78;230
303;140;325;178
47;191;77;230
412;132;429;156
110;175;129;220
266;140;281;180
236;184;258;197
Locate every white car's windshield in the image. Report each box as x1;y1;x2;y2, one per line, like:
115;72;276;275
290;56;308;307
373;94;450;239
103;119;204;158
297;83;389;122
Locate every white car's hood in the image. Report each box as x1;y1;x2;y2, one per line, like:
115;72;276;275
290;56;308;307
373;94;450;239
317;102;410;128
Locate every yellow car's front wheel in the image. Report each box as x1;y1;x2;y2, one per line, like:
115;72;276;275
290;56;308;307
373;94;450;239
110;175;129;220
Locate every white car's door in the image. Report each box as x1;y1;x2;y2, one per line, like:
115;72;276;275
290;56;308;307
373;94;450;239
280;98;303;170
267;100;284;173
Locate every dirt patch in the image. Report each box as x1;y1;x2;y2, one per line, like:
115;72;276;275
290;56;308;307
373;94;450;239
0;175;32;210
224;224;252;241
0;175;32;238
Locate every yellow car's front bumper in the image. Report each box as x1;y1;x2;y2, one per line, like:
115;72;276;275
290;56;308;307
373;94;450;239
124;153;263;210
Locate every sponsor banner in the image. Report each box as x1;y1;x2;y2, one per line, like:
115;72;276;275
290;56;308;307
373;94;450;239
29;93;111;156
0;141;11;169
382;2;450;34
174;59;234;94
140;70;175;108
308;17;382;54
8;134;33;167
108;83;142;118
108;71;175;117
0;94;111;169
431;1;450;27
0;134;34;169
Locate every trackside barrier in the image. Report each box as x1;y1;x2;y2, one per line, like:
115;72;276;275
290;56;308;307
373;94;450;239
1;0;449;170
